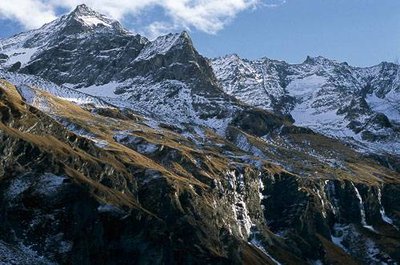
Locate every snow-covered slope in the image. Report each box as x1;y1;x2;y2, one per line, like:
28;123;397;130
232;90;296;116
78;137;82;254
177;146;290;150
0;6;240;133
135;32;189;62
0;69;110;109
1;4;399;154
1;5;400;265
211;54;288;111
211;55;400;155
0;4;128;68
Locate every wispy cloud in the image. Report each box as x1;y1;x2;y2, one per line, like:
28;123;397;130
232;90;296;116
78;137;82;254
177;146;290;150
0;0;57;29
262;0;286;8
0;0;265;37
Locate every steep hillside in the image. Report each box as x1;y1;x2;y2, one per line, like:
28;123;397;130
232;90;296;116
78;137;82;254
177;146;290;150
1;73;400;264
0;4;400;265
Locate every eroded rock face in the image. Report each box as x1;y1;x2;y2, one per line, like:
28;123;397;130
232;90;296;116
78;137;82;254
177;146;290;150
0;5;399;265
211;55;400;157
0;88;399;264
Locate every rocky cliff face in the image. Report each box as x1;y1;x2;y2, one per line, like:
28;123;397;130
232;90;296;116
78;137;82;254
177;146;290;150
211;55;400;157
0;4;238;130
0;4;400;265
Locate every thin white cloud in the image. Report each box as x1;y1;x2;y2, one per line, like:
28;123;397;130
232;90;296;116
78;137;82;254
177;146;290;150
145;21;179;39
261;0;286;8
0;0;262;36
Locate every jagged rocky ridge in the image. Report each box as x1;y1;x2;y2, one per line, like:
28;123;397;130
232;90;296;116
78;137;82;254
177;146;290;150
211;54;400;156
0;4;400;265
0;4;239;130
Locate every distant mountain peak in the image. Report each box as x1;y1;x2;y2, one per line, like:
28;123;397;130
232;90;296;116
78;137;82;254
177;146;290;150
64;4;123;31
212;54;243;65
71;3;92;15
303;55;336;65
180;30;190;39
133;31;195;62
70;4;107;22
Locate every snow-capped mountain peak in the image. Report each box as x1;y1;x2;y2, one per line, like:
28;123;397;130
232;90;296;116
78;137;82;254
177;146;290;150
0;6;234;131
211;54;400;155
72;3;97;16
0;4;126;44
135;31;192;61
1;5;400;265
0;4;129;71
67;4;124;31
1;4;399;156
303;55;337;65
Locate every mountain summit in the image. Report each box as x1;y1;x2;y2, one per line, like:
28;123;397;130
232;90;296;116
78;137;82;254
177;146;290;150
72;3;99;16
0;6;237;128
66;4;126;32
211;54;400;155
0;5;400;265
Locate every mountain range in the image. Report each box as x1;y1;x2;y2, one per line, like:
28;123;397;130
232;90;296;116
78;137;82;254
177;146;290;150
0;4;399;265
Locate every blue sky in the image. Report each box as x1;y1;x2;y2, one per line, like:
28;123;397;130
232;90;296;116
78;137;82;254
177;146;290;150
0;0;399;66
190;0;400;66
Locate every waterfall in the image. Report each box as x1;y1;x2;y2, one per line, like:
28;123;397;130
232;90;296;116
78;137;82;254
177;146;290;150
228;170;253;238
352;183;375;231
325;180;339;216
377;187;393;224
316;189;327;218
377;187;396;227
352;183;367;226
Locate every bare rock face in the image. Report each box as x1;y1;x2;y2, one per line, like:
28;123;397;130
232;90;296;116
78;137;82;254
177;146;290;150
0;5;400;265
1;5;236;129
211;55;400;157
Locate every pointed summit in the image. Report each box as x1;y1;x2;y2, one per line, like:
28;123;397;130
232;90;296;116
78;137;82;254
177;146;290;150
65;4;124;32
178;30;195;47
180;30;190;38
69;3;106;21
134;31;195;62
71;4;92;15
303;55;335;65
179;30;191;41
